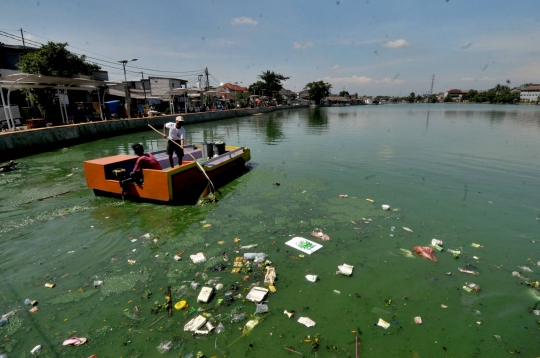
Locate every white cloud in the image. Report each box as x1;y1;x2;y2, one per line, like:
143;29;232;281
332;65;340;69
293;42;314;50
231;17;258;26
381;77;405;84
382;39;410;48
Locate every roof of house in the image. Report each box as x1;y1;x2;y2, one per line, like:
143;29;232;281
221;83;247;92
447;89;468;94
522;85;540;91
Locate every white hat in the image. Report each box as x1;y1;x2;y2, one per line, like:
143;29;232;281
175;116;184;122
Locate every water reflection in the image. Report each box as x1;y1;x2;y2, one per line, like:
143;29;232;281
264;118;285;143
307;107;328;127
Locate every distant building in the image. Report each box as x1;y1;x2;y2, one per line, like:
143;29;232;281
0;44;38;77
218;83;247;93
520;85;540;102
444;89;468;100
149;77;188;96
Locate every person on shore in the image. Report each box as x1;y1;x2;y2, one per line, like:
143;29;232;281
163;116;186;168
130;143;162;183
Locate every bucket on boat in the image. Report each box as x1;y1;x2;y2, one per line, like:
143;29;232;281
214;141;226;155
201;142;214;159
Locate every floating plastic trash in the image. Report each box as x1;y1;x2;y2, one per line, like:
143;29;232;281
337;264;354;276
284;310;295;318
310;230;331;241
471;243;483;248
414;316;422;324
157;341;172;353
255;303;269;314
285;237;323;255
403;227;413;233
465;282;481;292
459;268;479;275
184;315;207;331
231;313;246;322
197;287;213;303
244;319;259;334
381;204;390;210
413;246;438;262
305;275;318;282
30;345;42;354
93;280;103;287
44;283;56;288
174;300;187;310
519;266;533;272
377;318;390;329
264;266;276;286
298;317;316;327
431;239;443;246
246;287;269;303
190;253;206;264
215;322;225;333
240;244;258;249
366;199;374;203
215;283;224;290
244;253;267;262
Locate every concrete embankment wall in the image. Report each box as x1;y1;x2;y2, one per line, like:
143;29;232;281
0;106;297;161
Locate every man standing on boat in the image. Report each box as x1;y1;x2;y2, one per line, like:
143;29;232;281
163;116;186;168
130;143;162;183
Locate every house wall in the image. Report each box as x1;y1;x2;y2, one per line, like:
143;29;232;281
520;89;540;102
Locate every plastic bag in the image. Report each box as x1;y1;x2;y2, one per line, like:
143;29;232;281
255;303;269;314
157;341;172;353
231;312;246;322
215;322;225;334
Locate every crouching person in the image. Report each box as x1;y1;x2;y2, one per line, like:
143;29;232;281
130;143;162;183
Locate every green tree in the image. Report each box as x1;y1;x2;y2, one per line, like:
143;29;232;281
17;41;100;77
257;71;290;97
304;80;332;104
339;91;350;97
408;92;415;103
16;42;101;122
248;81;266;96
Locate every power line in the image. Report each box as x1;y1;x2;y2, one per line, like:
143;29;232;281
20;30;206;75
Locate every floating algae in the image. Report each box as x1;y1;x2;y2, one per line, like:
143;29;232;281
49;289;98;304
101;269;150;296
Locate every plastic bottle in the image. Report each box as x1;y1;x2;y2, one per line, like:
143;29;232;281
462;286;473;293
2;311;15;319
447;249;461;255
0;318;7;327
432;244;444;252
0;353;8;358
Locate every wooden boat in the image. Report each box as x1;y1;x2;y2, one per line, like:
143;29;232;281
84;144;251;204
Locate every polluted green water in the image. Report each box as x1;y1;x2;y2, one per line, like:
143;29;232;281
1;104;540;357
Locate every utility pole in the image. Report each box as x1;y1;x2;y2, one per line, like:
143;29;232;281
197;74;203;109
20;28;26;53
204;67;209;91
140;72;147;104
118;59;137;119
430;74;435;96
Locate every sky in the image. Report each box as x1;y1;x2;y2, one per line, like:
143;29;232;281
2;0;540;97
